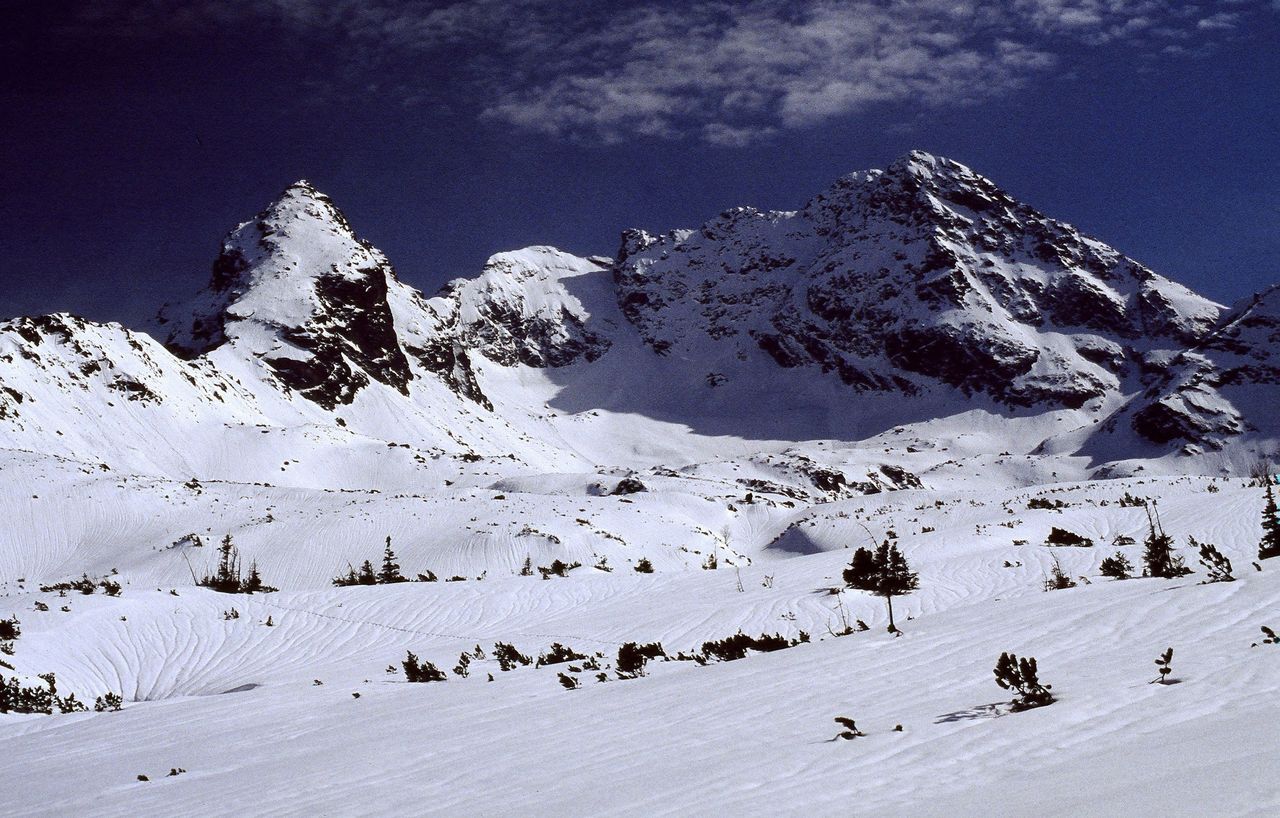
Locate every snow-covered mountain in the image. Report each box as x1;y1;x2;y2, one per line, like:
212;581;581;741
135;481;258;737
0;152;1276;487
615;151;1220;410
5;153;1280;817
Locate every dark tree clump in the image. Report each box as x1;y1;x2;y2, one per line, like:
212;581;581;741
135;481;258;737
1099;552;1133;580
993;652;1055;711
557;673;581;690
1043;556;1077;591
0;617;19;642
616;642;666;678
634;558;654;574
493;642;532;672
1141;505;1189;579
200;536;277;594
536;643;587;667
1;672;90;715
842;541;919;633
402;652;446;683
698;631;803;663
1045;527;1094;548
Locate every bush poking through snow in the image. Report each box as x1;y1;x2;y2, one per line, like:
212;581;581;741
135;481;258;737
617;642;666;678
634;558;654;574
698;631;806;663
1043;556;1077;591
453;652;471;678
1193;538;1234;583
833;717;865;740
1152;647;1174;684
1;672;89;715
0;617;19;642
536;643;587;667
94;692;123;712
38;575;121;596
335;538;426;586
993;652;1054;711
1141;504;1189;579
402;652;446;683
557;673;580;690
200;536;277;594
493;643;532;672
1099;552;1133;580
1045;527;1094;547
1259;626;1278;645
538;560;581;579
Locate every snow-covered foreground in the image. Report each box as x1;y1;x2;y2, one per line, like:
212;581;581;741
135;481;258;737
3;471;1278;816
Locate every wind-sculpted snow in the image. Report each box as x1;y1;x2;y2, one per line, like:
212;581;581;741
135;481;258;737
2;472;1278;815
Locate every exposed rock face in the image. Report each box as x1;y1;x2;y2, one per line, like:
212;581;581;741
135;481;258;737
160;191;611;411
615;151;1220;409
427;247;612;369
0;154;1275;478
160;181;412;409
1128;286;1280;448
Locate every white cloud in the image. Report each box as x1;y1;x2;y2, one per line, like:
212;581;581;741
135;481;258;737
69;0;1278;144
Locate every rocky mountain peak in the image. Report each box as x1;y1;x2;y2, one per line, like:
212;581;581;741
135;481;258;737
615;151;1222;409
159;182;412;409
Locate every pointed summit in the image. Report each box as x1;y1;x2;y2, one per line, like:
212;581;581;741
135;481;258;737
160;182;412;409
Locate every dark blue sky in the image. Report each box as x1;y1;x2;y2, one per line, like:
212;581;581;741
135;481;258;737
2;1;1278;326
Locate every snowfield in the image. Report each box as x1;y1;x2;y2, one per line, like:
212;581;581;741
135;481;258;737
3;153;1279;815
3;469;1279;816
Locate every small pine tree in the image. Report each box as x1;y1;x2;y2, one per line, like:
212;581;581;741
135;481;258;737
357;560;377;586
1142;503;1189;579
333;565;360;587
993;652;1054;711
1261;479;1280;561
378;537;408;584
243;562;264;593
200;535;242;593
519;555;534;577
634;558;654;574
493;642;532;672
1152;647;1174;684
1193;537;1234;583
1043;556;1077;591
1099;552;1133;580
844;542;919;632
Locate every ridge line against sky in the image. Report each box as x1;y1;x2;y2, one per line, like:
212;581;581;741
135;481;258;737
1;1;1278;325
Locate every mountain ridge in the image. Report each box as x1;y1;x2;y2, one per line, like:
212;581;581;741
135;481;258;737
2;151;1276;484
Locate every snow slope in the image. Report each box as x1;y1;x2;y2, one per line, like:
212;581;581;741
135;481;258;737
2;152;1280;815
2;475;1278;815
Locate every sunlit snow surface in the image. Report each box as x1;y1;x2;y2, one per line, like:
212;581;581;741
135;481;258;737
3;155;1279;815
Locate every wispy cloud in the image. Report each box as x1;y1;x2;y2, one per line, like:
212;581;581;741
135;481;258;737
66;0;1275;144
